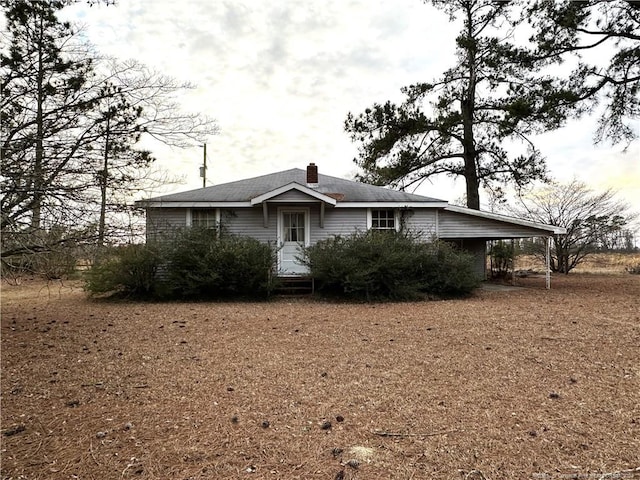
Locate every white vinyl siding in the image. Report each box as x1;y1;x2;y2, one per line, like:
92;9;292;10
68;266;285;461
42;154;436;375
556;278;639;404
438;210;552;238
269;190;319;202
223;207;277;243
215;205;359;245
146;208;188;240
403;209;437;238
146;206;441;244
311;208;368;243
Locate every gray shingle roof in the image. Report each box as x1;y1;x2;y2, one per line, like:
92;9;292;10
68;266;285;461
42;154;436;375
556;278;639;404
143;168;445;203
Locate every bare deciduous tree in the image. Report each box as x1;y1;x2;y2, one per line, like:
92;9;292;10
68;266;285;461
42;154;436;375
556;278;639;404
1;0;218;275
507;180;637;273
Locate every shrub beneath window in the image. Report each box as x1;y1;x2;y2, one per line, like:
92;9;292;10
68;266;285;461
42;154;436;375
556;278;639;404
85;243;163;298
166;228;277;299
85;229;277;299
301;230;479;300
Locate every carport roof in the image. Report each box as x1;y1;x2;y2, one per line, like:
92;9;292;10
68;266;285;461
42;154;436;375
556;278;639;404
444;205;567;236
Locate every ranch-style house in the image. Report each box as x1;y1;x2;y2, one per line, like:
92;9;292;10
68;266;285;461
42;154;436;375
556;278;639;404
136;163;565;287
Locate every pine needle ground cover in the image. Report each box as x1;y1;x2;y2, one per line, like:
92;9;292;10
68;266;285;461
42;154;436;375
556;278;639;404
1;274;638;480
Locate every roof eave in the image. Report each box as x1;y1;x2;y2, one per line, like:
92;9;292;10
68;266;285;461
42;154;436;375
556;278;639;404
135;201;251;208
335;201;449;208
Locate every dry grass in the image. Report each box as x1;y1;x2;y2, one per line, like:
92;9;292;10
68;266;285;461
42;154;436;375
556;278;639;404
515;252;640;275
574;252;640;274
1;272;639;480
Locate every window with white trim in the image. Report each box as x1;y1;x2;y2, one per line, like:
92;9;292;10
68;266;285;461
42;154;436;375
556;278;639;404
370;209;396;231
190;209;218;229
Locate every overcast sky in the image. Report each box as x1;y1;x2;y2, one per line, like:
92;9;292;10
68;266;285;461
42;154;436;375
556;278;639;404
62;0;639;209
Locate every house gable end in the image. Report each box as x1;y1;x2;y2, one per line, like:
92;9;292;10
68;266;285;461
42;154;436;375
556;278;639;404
250;182;337;206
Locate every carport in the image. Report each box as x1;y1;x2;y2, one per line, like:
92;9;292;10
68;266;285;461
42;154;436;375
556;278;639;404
437;206;566;289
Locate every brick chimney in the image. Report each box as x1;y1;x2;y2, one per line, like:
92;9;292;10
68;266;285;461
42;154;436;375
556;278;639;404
306;163;318;185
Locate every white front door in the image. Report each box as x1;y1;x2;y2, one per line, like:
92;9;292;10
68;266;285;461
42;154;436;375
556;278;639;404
279;209;309;275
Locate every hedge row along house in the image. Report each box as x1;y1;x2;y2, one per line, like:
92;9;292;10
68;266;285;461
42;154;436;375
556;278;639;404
136;163;565;288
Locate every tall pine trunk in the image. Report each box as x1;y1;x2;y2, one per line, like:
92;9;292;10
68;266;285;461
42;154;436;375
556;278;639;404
462;98;480;210
462;3;480;210
32;10;45;230
98;116;110;247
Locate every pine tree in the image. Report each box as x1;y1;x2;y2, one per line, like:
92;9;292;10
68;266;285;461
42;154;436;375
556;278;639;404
1;0;101;235
345;0;577;209
90;82;152;246
527;0;639;145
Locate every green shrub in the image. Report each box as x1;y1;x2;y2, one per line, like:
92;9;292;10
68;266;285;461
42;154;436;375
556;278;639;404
415;241;481;296
301;230;479;300
166;228;276;299
85;243;162;297
84;229;277;300
489;240;514;279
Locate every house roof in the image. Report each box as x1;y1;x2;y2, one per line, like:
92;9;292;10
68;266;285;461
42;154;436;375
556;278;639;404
139;168;447;205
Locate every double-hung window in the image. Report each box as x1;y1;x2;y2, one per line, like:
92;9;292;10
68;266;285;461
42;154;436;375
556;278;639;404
190;209;219;229
369;209;397;231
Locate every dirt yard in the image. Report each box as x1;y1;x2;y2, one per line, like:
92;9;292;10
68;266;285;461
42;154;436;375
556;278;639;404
1;274;639;480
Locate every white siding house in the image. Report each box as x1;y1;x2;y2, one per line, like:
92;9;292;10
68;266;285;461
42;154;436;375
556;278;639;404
137;163;565;285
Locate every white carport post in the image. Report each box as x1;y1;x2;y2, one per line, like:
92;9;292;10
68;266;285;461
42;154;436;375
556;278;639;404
511;239;516;286
545;235;551;290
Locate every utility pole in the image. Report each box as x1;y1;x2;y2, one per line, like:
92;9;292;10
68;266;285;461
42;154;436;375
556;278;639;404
199;143;207;188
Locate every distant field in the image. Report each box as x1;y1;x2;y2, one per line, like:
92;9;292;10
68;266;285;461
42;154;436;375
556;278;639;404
515;252;640;274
